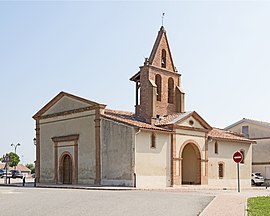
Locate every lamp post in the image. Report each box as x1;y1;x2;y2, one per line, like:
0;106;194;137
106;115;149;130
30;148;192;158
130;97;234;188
11;143;20;154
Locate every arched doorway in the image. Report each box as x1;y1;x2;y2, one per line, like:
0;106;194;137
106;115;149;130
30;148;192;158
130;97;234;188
62;154;72;184
181;143;201;185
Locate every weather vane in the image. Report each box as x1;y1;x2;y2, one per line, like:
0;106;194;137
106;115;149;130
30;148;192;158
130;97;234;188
162;13;165;26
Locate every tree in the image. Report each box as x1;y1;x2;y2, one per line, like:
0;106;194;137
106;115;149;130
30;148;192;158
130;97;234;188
8;152;20;167
26;163;35;174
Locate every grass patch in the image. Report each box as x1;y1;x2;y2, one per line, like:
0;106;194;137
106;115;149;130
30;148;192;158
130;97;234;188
247;196;270;216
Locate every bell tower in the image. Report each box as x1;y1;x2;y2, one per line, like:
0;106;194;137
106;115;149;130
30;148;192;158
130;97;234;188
130;26;185;124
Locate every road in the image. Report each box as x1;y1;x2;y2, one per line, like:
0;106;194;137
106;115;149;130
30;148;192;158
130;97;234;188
0;187;213;216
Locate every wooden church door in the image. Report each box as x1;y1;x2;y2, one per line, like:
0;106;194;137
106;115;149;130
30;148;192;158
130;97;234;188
63;155;72;184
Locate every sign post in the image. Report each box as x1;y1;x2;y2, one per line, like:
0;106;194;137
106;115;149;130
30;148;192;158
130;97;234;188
2;154;10;185
233;151;243;193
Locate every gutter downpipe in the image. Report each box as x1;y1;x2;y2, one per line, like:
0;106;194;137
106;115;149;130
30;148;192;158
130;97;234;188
134;128;141;188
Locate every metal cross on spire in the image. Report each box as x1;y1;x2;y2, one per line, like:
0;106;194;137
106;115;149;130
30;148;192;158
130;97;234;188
162;13;165;26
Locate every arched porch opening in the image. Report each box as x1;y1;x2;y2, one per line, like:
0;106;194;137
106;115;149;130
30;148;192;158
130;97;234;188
181;142;201;185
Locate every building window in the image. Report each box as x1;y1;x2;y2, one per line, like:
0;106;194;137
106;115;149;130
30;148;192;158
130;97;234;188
218;162;224;178
242;126;249;138
168;77;174;103
214;141;218;154
161;49;166;68
240;150;245;164
155;74;162;101
151;133;156;148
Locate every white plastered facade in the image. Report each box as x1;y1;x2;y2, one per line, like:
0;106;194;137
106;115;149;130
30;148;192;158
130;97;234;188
135;130;171;188
208;139;252;187
38;96;97;184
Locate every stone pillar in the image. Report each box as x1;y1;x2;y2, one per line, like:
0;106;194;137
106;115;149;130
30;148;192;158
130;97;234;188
171;133;177;185
95;108;101;185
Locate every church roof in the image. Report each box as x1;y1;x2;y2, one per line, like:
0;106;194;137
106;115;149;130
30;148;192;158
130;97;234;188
155;112;193;125
155;111;212;130
153;112;254;143
208;128;256;144
103;109;171;132
32;92;255;143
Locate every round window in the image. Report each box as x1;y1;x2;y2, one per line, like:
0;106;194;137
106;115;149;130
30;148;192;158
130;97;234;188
189;120;194;126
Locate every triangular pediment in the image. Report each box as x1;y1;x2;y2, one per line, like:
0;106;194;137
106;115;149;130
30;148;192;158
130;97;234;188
43;96;93;116
33;91;106;119
148;26;176;72
173;111;212;130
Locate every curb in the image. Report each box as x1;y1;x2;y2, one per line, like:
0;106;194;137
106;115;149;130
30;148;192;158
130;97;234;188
36;185;135;191
1;183;269;192
198;195;217;216
244;197;248;216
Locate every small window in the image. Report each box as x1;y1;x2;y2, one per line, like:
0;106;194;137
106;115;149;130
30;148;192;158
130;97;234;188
218;162;224;178
214;141;218;154
161;49;166;68
168;78;174;103
240;150;245;164
151;133;156;148
155;74;162;101
242;126;249;138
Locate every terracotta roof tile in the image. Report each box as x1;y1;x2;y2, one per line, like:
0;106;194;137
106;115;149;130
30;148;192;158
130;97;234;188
208;128;255;143
103;109;171;132
155;112;192;125
102;109;254;143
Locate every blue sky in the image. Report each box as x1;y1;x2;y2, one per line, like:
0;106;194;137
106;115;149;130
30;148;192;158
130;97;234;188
1;1;270;164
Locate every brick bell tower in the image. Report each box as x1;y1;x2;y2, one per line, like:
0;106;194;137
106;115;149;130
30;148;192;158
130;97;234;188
130;26;185;124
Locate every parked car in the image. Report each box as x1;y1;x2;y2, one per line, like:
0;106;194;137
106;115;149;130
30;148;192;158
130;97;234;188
10;170;23;179
0;170;12;178
0;169;5;177
251;172;264;186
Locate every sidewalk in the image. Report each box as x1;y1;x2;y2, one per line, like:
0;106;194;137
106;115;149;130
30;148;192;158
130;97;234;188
200;193;247;216
36;183;135;191
200;188;270;216
0;179;136;191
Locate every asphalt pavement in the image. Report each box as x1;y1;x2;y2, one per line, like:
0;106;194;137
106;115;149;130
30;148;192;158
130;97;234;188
0;187;213;216
1;178;270;216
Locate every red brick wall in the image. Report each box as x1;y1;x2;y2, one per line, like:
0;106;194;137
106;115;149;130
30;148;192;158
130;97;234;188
151;34;175;71
138;65;182;123
135;27;184;123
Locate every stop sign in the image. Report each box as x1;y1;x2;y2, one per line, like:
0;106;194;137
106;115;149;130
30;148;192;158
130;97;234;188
233;151;243;163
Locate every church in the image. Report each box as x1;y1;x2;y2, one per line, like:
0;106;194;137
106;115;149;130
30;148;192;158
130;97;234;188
33;26;254;188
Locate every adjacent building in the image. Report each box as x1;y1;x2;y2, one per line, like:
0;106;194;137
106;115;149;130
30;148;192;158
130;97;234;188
226;118;270;180
33;26;254;188
0;164;31;177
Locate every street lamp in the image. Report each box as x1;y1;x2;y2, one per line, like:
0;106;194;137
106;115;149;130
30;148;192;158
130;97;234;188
11;143;20;154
